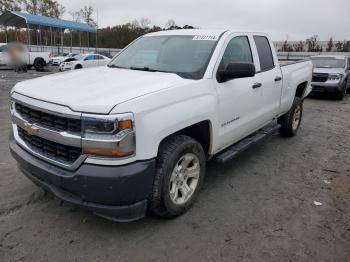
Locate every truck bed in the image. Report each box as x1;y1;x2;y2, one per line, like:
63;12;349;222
279;59;308;66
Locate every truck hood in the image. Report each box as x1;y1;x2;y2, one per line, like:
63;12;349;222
13;67;191;114
313;68;345;75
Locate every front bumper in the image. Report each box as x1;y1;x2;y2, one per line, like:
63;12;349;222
311;81;344;93
9;135;155;222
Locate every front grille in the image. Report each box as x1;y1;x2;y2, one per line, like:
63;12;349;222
15;103;81;133
312;73;328;83
18;127;82;164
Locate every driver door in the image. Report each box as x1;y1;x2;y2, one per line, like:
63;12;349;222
214;35;267;150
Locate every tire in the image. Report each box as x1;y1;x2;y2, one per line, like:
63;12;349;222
335;87;346;100
149;135;206;218
34;58;45;71
75;64;82;69
346;78;350;94
278;97;303;137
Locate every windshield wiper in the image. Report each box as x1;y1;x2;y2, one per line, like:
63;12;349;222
129;66;170;73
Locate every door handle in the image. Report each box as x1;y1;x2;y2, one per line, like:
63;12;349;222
274;76;282;82
252;83;262;89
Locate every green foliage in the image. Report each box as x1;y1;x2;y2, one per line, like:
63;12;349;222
281;40;293;52
79;6;97;28
22;0;65;18
293;41;304;52
326;37;333;52
0;0;21;14
335;41;350;52
306;35;322;52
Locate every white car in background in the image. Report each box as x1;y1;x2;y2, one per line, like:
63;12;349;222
59;53;111;71
50;53;79;65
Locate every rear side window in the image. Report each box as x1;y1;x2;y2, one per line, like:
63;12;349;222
94;55;103;60
254;36;274;71
219;36;253;70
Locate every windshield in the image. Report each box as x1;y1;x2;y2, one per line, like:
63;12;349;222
311;57;346;69
108;35;219;79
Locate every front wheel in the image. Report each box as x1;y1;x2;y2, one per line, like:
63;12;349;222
149;135;206;218
335;87;346;100
278;97;303;137
345;78;350;94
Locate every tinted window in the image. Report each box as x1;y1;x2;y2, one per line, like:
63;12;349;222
0;45;8;52
96;55;105;60
85;55;95;60
311;57;346;69
219;36;253;70
254;36;274;71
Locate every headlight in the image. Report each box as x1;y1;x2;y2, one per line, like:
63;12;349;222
81;113;135;158
328;74;343;81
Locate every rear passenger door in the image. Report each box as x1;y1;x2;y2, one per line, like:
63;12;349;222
95;55;108;66
251;35;283;120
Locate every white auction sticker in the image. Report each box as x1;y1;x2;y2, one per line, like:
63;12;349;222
193;35;219;41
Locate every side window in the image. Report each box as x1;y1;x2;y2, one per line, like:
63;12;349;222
85;55;95;61
253;36;274;71
219;36;253;70
94;55;103;60
0;45;8;52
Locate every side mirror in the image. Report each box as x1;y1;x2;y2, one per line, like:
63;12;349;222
217;62;256;83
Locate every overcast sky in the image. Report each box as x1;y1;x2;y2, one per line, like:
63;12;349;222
58;0;349;41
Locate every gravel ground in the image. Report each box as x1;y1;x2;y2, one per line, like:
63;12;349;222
0;68;349;262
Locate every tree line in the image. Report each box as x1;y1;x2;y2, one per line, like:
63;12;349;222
279;35;350;52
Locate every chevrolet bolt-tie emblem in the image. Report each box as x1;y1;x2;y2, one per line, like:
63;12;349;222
24;123;38;135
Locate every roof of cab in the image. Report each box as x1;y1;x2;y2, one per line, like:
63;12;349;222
145;29;270;39
145;29;227;37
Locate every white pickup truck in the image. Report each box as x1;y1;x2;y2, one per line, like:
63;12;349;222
0;42;50;70
9;30;312;221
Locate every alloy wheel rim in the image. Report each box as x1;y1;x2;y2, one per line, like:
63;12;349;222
292;105;301;131
169;153;200;205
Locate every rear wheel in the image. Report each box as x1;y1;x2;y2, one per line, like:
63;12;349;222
149;135;206;218
278;97;303;137
74;64;82;69
33;58;45;71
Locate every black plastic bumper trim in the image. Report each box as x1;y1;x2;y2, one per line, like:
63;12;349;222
9;134;155;222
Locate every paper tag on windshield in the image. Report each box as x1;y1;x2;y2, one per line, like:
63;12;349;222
193;35;219;41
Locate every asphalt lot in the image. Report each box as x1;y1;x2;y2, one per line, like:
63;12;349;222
0;68;349;262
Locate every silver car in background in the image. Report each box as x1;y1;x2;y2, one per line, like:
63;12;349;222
310;55;350;100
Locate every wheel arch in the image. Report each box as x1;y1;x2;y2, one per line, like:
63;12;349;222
295;81;308;98
158;120;213;158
